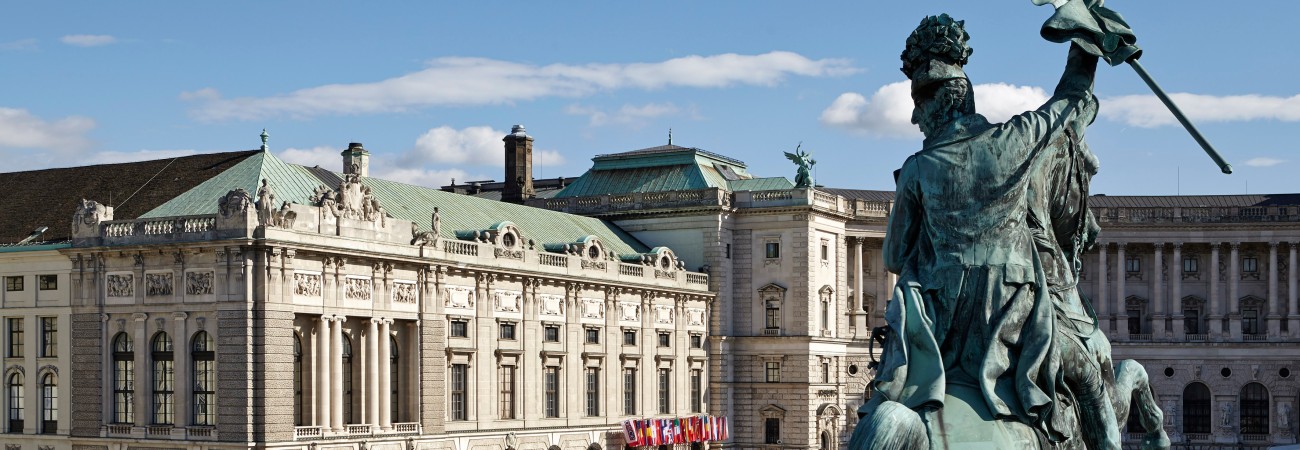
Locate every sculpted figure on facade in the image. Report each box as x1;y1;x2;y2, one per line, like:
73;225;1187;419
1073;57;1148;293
256;178;276;226
186;271;214;295
853;5;1167;450
312;173;387;226
218;188;254;218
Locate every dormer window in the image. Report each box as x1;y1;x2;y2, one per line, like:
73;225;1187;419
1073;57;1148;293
501;232;516;248
588;245;600;260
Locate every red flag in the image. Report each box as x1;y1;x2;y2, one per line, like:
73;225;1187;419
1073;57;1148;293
622;420;638;447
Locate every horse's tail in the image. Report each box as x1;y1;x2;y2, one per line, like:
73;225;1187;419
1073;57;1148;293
1114;359;1171;450
849;400;929;450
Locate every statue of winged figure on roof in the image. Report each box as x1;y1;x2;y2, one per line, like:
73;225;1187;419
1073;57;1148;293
784;143;816;188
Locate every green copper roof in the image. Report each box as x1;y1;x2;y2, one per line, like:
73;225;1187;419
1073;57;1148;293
142;152;648;254
729;177;794;191
556;144;760;198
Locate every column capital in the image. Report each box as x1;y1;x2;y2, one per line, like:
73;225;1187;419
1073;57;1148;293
1172;242;1183;250
370;317;383;325
1154;242;1166;251
1269;241;1280;250
1230;241;1242;251
132;312;148;322
381;318;394;326
1117;242;1128;250
331;314;348;323
172;312;188;320
319;315;332;324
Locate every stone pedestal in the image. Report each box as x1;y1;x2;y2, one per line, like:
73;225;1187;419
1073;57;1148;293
1172;314;1186;341
1228;314;1243;340
1209;316;1225;341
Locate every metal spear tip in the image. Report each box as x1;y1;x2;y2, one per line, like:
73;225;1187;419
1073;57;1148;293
1221;164;1233;175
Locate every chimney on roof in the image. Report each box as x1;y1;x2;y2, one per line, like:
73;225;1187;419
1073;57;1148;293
502;125;535;204
342;142;370;177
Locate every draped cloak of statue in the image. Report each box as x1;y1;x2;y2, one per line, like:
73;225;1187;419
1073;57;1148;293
871;44;1101;438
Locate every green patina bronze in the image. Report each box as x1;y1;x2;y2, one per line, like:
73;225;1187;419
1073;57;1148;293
784;143;816;188
850;3;1172;449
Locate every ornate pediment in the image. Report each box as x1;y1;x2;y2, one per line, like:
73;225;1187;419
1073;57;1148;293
759;283;787;305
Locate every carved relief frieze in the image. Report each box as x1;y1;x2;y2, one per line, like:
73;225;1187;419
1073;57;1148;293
107;274;133;297
145;272;174;296
494;248;524;260
581;259;607;271
443;285;476;309
538;294;565;317
185;271;214;295
580;297;605;319
494;289;522;313
294;273;322;297
618;301;640;322
654;304;675;325
392;281;417;304
345;277;373;301
687;307;706;326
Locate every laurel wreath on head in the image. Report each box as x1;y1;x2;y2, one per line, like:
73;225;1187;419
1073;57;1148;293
901;13;974;78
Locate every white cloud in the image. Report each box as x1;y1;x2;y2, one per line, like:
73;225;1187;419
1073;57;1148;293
974;83;1050;125
61;34;117;47
179;87;221;101
1243;157;1285;168
0;107;95;151
188;51;858;121
566;102;683;127
821;81;1049;138
278;146;340;169
87;149;199;165
1102;93;1300;128
406;125;564;167
0;38;38;51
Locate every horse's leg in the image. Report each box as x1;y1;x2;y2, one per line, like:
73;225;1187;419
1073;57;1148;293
1112;360;1171;450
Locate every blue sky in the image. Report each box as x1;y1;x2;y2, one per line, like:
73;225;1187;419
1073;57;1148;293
2;1;1296;195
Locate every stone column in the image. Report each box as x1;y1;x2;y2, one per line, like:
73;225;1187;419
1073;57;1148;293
1097;243;1109;333
1268;242;1281;337
330;315;345;431
852;237;864;335
172;312;190;426
367;318;380;429
379;319;393;430
317;317;331;429
1290;242;1299;338
1153;243;1166;339
132;313;148;429
1172;243;1185;340
1116;243;1129;340
875;244;888;325
1229;242;1242;340
1209;243;1223;338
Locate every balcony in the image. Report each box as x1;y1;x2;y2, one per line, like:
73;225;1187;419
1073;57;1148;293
763;328;781;336
1184;334;1209;342
294;423;421;440
1243;334;1269;341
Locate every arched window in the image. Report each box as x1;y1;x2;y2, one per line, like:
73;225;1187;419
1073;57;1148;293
820;431;832;450
341;333;353;425
1182;382;1211;434
112;332;134;424
1241;382;1270;435
293;333;303;426
192;331;215;426
39;373;56;434
390;335;399;421
151;332;174;425
7;372;22;433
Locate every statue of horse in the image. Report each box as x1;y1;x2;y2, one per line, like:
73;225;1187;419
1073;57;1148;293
850;358;1169;450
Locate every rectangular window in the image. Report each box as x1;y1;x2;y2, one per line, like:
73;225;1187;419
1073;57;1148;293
765;242;780;259
4;277;21;292
821;242;829;261
1184;309;1201;334
545;367;560;418
585;328;600;344
690;369;703;413
658;332;671;348
1125;256;1141;273
450;320;468;338
7;318;21;358
1127;309;1142;335
544;325;560;342
450;364;467;421
1243;309;1260;335
765;304;780;330
38;275;57;291
499;322;516;340
499;365;516;419
765;362;781;383
725;243;731;259
585;368;600;417
658;369;671;414
1243;256;1259;273
765;417;781;444
623;330;637;346
690;334;703;349
821;300;831;331
40;317;56;358
823;362;831;383
1183;256;1199;273
623;368;637;415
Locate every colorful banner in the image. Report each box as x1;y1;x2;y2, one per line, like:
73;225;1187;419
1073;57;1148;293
621;415;730;447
